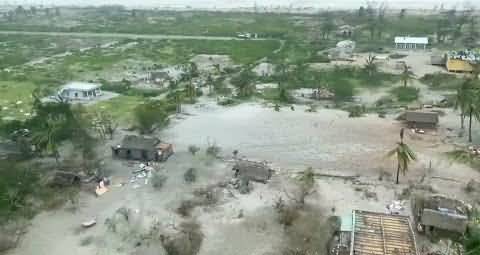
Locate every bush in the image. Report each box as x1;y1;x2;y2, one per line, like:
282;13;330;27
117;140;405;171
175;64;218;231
184;168;197;183
420;73;462;90
390;87;419;102
188;145;200;155
151;173;167;190
330;81;354;100
389;53;407;59
346;105;366;118
162;220;204;255
206;142;221;157
177;200;196;217
133;100;172;134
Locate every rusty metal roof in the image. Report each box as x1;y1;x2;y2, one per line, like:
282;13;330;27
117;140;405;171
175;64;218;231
350;210;418;255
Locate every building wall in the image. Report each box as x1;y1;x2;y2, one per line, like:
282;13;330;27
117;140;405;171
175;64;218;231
407;121;436;129
112;148;158;161
446;59;474;73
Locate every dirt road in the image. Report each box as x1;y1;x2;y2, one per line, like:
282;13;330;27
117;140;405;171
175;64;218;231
0;30;273;41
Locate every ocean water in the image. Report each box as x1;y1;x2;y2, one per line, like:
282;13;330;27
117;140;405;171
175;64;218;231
5;0;478;10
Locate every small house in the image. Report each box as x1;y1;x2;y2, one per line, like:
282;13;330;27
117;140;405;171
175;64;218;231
232;160;272;183
404;111;439;128
394;36;429;50
58;82;102;101
112;135;173;161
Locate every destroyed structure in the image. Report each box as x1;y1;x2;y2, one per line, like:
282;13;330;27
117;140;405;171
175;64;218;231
412;194;469;235
404;111;439;129
330;210;418;255
232;160;273;183
57;82;102;101
112;135;173;161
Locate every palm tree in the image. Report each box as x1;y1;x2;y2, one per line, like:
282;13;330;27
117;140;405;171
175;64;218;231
400;63;415;87
364;54;377;77
456;79;480;142
173;90;183;113
455;79;470;130
206;75;214;94
387;128;416;184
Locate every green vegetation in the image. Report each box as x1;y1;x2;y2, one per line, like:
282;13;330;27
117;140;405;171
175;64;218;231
390;87;419;102
133;99;174;134
446;150;480;169
421;73;464;90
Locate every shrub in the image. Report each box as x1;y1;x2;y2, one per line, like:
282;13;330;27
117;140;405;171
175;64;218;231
161;220;204;255
177;200;196;217
330;81;354;100
206;142;221;157
133;100;171;134
188;145;200;155
390;87;419;102
184;168;197;183
389;53;407;59
346;105;366;118
151;173;167;190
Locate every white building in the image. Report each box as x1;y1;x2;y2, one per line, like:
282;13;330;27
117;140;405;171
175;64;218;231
58;82;102;101
394;36;429;50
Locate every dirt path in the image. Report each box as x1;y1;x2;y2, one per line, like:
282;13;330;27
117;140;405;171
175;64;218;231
0;30;274;41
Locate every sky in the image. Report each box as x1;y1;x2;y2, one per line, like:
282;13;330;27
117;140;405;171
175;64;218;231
0;0;477;10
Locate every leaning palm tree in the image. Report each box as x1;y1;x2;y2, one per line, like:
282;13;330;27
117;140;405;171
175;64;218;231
400;63;415;87
387;128;416;184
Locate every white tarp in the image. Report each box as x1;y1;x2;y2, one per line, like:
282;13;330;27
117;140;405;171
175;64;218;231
395;36;429;45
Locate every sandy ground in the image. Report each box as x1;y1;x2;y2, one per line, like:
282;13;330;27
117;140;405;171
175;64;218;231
7;99;480;255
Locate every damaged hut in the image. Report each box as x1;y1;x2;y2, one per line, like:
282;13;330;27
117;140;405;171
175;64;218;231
412;194;470;235
112;135;173;162
232;160;273;183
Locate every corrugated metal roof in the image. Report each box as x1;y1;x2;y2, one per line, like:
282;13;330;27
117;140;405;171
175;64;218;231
394;37;429;44
351;210;418;255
